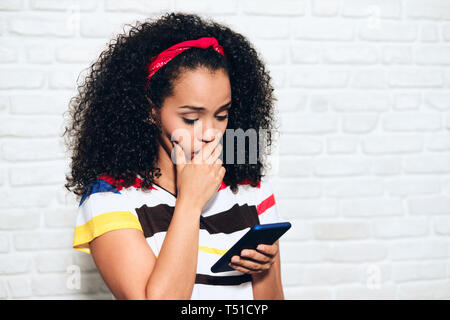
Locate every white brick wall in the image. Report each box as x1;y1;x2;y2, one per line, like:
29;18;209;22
1;0;449;300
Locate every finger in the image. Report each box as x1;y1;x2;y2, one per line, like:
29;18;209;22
173;142;186;168
230;256;270;273
205;142;223;164
195;133;223;163
240;249;271;263
257;244;278;257
228;263;262;274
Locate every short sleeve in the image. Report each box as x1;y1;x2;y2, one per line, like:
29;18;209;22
72;184;143;254
256;176;284;224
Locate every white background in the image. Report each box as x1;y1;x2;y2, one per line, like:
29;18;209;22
0;0;450;299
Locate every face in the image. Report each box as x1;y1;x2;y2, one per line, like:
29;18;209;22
151;67;231;163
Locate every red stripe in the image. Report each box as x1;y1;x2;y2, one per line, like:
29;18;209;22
257;194;275;216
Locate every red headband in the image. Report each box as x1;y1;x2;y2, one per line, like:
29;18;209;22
145;37;226;93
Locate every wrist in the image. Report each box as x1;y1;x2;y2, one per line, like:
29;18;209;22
176;196;203;213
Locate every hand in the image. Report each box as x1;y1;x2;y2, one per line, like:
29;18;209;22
228;243;278;274
172;133;226;211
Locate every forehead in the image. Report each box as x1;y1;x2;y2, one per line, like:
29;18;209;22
164;68;231;108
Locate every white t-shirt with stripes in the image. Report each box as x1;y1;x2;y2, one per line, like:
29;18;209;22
72;174;283;300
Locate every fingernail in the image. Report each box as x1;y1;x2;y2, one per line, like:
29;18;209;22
257;245;264;251
232;256;239;263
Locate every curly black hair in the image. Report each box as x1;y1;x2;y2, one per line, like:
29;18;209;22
63;11;279;202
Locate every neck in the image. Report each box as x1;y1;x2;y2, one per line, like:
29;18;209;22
153;142;178;195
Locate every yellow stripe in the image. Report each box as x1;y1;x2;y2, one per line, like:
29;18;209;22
73;211;143;254
198;245;229;255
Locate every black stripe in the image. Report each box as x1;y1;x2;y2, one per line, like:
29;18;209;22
195;273;252;286
135;203;260;238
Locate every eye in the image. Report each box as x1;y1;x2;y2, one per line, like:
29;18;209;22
182;115;228;125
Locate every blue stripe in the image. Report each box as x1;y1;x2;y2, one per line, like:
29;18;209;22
79;179;121;206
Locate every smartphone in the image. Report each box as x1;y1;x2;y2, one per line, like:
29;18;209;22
210;222;291;273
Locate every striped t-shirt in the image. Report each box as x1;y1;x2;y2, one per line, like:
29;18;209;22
72;174;283;300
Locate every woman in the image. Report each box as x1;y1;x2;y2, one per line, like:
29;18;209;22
64;12;284;300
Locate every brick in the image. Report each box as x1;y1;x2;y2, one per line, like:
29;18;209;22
323;45;379;64
277;198;337;219
392;260;447;283
173;0;238;15
284;286;332;299
311;0;339;17
326;242;387;262
397;280;450;299
370;157;402;175
342;114;378;134
280;113;338;133
420;24;439;42
416;46;450;65
0;255;32;274
390;240;448;260
362;135;423;154
283;219;312;241
389;68;443;88
0;0;23;11
314;157;369;176
384;177;440;197
394;92;421;110
312;221;370;240
280;263;303;286
55;44;102;63
9;163;66;186
406;0;450;20
371;218;429;238
14;231;73;251
341;0;401;18
9;94;71;115
34;252;76;273
443;24;450;41
326;136;358;154
359;21;417;42
242;0;305;16
335;284;396;299
0;186;55;208
48;69;83;89
248;18;290;39
433;217;450;235
290;44;320;64
273;179;321;198
404;155;450;174
279;136;322;155
301;264;361;285
7;276;31;298
1;138;65;161
382;46;413;64
425;92;450;110
280;242;331;263
292;19;354;41
10;16;74;37
351;68;387;89
44;208;77;228
0;116;63;137
0;69;45;89
278;157;313;177
331;92;391;112
30;0;97;11
32;273;109;296
0;234;9;253
341;198;404;217
382;113;441;132
324;179;382;197
291;67;349;88
426;132;450;151
25;44;53;64
0;46;18;63
0;209;40;230
275;90;307;112
408;196;450;216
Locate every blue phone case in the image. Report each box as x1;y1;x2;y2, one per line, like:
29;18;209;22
210;222;291;273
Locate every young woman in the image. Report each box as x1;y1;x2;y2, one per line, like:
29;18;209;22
64;12;284;300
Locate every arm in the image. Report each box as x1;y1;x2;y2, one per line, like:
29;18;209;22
89;197;201;300
251;240;284;300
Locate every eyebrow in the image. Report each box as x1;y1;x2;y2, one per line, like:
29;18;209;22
178;101;232;112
